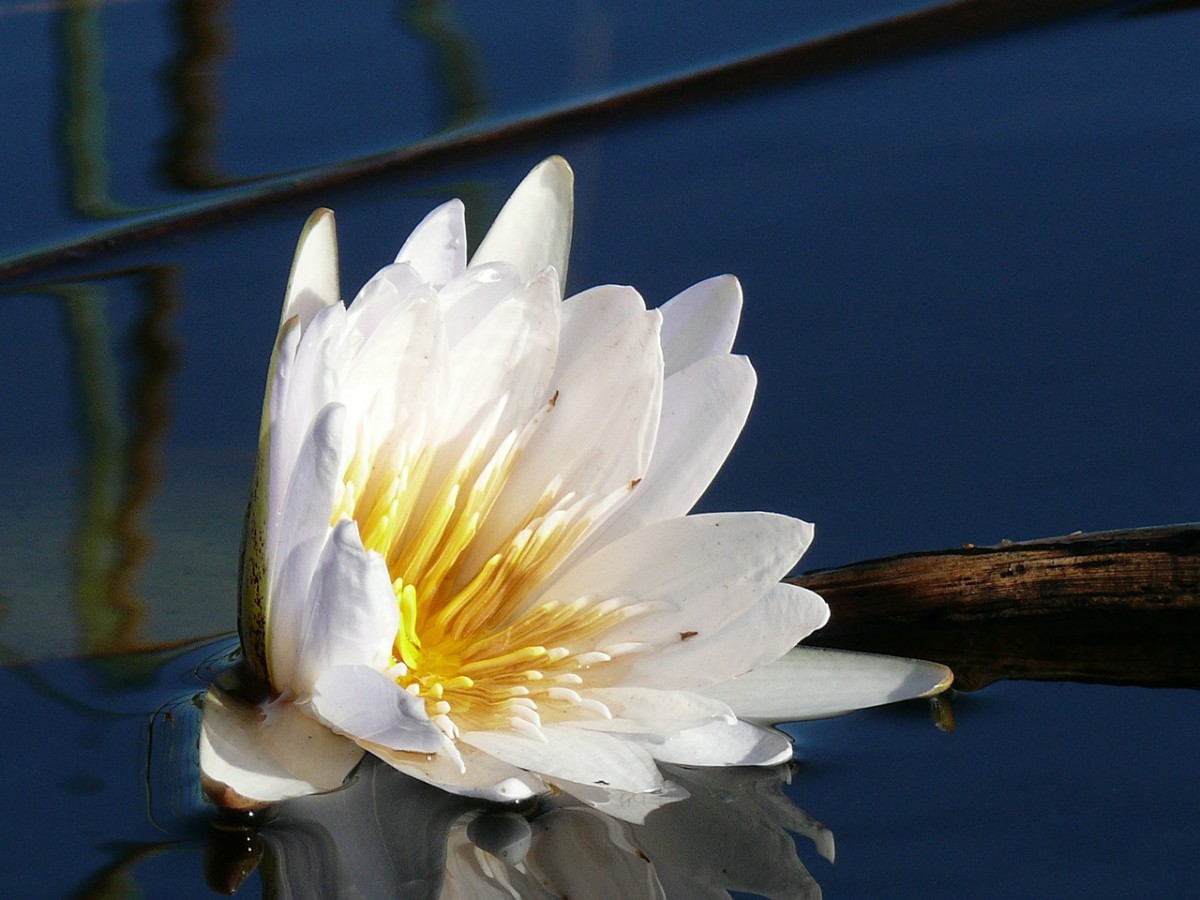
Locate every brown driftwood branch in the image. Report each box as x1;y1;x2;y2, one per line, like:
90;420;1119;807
791;526;1200;690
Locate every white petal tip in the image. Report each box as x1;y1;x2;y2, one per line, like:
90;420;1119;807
283;208;341;327
471;158;575;288
703;647;954;725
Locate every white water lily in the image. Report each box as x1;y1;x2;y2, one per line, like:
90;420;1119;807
200;158;950;809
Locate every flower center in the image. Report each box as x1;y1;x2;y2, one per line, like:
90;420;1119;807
330;413;643;736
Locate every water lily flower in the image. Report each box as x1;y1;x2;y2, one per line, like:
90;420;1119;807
200;157;950;809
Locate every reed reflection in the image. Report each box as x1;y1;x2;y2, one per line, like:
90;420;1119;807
57;0;130;218
402;0;488;132
53;267;181;655
207;755;832;899
163;0;236;190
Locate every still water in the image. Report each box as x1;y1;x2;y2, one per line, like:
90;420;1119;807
1;0;1197;896
3;637;1194;896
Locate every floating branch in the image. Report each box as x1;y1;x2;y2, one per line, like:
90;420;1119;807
794;526;1200;690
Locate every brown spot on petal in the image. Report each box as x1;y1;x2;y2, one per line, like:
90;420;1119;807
679;630;698;641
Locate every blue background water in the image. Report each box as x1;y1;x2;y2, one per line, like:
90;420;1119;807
0;0;1197;896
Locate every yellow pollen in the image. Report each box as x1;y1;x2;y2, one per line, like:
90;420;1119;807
329;415;654;729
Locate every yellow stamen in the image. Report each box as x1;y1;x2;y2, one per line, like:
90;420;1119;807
328;403;655;731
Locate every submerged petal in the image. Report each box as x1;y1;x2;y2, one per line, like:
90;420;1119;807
200;686;363;808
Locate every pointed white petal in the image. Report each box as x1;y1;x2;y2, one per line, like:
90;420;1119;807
701;646;954;725
437;263;524;346
344;263;428;338
267;403;346;690
558;284;646;367
282;208;341;329
625;583;829;690
341;291;446;441
269;302;350;499
470;310;664;572
582;354;756;552
271;402;344;578
637;719;793;767
199;686;363;808
366;740;547;802
442;268;561;448
309;664;444;753
542;513;812;647
394;198;467;287
570;687;735;734
462;725;663;793
658;275;742;376
291;520;400;695
470;157;574;289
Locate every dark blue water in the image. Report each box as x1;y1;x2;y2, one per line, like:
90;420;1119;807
1;1;1197;896
1;640;1193;896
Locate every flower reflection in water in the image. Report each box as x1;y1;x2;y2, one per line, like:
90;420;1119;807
210;755;832;899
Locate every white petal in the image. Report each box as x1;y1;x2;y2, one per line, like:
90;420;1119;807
541;513;812;648
625;583;829;691
462;725;664;793
470;157;574;290
341;291;446;443
394;198;467;287
343;263;428;338
636;719;793;767
282;208;341;329
270;302;350;494
199;686;362;808
270;402;344;580
581;354;756;552
470;310;664;573
309;664;444;753
441;268;561;448
290;520;400;695
437;263;524;346
367;740;547;802
570;687;735;734
658;275;742;376
701;646;954;725
557;284;646;367
267;403;346;690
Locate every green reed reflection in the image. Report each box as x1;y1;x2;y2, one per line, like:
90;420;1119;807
403;0;488;132
58;0;132;218
54;268;181;654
